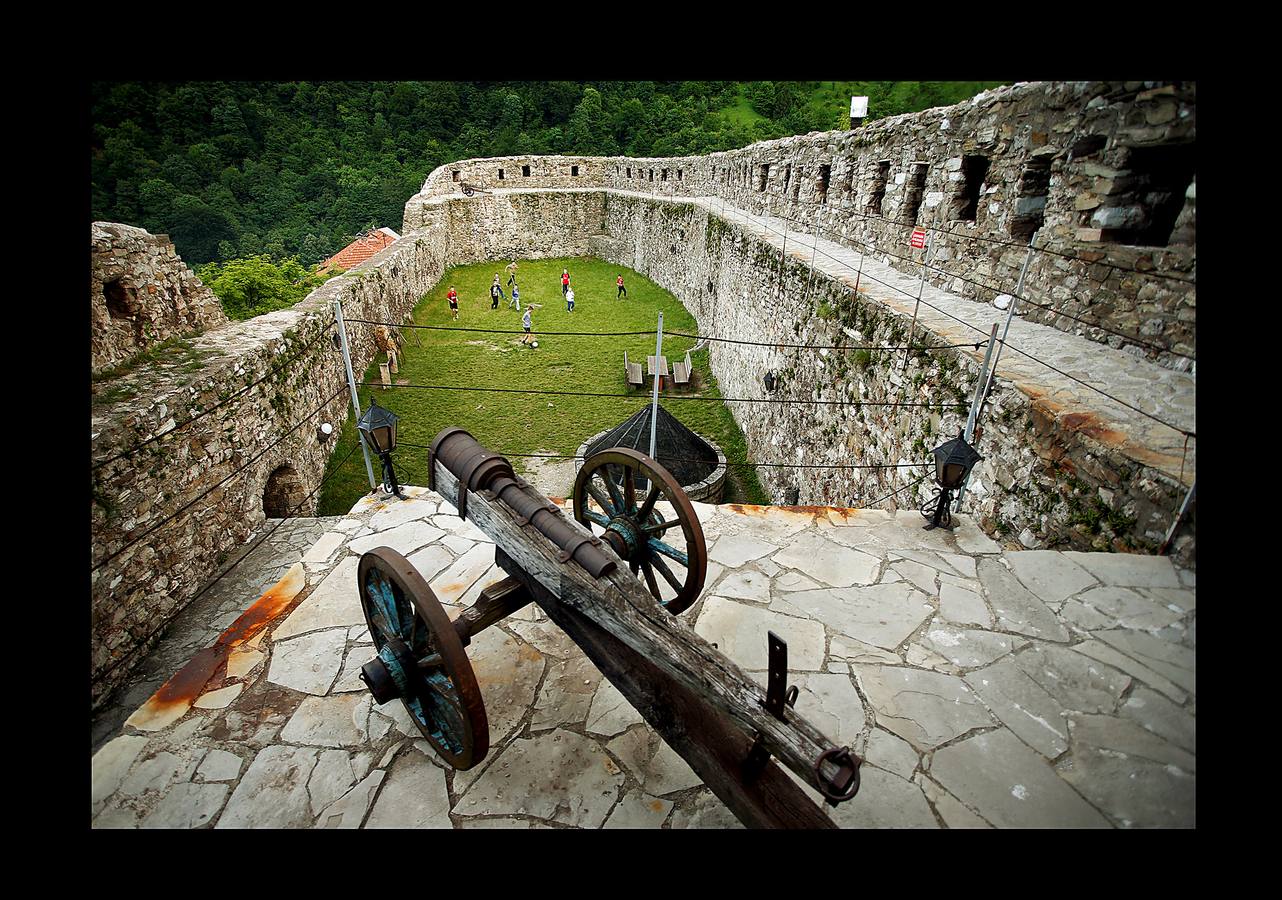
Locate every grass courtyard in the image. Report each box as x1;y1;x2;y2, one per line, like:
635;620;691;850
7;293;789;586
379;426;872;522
316;257;769;515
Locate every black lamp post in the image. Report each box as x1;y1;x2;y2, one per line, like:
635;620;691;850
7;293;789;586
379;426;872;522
358;400;404;499
922;431;982;530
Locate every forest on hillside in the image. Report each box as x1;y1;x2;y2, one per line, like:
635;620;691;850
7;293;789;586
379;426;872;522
91;81;1005;267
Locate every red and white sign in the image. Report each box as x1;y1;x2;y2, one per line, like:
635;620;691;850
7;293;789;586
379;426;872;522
910;228;928;249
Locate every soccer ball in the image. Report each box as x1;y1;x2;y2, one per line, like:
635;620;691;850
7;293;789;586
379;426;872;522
531;341;539;348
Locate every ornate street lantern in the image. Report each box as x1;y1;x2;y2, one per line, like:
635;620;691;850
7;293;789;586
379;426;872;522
358;400;404;498
922;431;981;530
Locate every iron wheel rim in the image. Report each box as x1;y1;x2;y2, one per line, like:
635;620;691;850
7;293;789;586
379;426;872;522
571;448;707;615
357;547;489;769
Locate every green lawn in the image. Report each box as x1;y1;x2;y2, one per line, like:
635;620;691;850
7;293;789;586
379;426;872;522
316;257;769;515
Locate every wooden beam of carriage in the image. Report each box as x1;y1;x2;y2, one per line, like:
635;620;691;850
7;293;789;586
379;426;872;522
431;461;857;825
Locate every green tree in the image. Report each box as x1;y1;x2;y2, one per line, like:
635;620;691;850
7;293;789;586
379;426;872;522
612;98;646;153
197;254;331;320
568;87;615;155
91;80;1009;265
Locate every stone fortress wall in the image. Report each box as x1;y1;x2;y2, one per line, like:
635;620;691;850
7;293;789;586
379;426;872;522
405;188;1191;563
406;81;1195;370
91;79;1195;710
91;224;452;710
91;223;230;372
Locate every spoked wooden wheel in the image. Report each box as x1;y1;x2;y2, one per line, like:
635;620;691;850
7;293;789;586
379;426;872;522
356;547;489;769
572;448;707;615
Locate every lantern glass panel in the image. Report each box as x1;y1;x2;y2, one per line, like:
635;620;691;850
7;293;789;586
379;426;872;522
942;462;966;488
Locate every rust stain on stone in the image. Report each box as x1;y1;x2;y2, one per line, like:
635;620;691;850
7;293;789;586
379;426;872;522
722;503;813;521
789;505;846;517
1121;444;1184;474
723;503;858;522
125;646;220;732
219;562;307;650
124;563;306;732
1060;411;1125;446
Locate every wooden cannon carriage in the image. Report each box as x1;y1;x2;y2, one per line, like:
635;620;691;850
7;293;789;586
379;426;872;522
353;427;862;828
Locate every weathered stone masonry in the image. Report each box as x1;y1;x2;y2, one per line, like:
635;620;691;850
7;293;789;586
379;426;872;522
91;223;229;373
399;83;1194;567
400;186;1192;571
407;81;1195;370
90;224;451;710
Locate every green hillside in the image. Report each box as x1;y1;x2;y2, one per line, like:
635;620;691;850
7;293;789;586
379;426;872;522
92;81;1006;267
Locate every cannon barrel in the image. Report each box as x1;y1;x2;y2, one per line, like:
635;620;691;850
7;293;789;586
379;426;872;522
428;428;617;578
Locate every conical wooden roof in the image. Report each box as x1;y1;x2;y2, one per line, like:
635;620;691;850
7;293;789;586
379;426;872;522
586;403;716;486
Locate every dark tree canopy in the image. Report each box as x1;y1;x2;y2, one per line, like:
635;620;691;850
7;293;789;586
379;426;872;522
91;81;1005;266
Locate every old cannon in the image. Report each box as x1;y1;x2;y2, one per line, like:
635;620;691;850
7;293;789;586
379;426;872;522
355;427;862;827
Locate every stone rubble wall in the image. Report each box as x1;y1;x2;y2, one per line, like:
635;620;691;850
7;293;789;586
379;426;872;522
91;223;230;373
405;81;1195;369
90;226;450;711
594;194;1191;564
408;188;1192;567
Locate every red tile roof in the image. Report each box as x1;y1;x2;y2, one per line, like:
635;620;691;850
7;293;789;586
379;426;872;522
322;228;400;272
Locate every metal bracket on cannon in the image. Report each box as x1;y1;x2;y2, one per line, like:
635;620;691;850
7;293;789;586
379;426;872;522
743;632;862;806
744;632;798;775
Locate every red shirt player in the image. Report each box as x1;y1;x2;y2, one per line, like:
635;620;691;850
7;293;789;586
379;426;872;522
561;269;570;295
447;287;459;320
616;274;626;299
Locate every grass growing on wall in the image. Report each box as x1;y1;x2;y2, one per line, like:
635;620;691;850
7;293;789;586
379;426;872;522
316;257;770;515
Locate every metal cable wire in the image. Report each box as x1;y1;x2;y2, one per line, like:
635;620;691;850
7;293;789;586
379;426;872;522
990;337;1195;438
866;473;933;508
733;210;1009;341
716;198;1195;363
344;319;655;337
768;209;1195;360
352;214;1192;435
345;316;984;354
395;440;929;471
357;381;967;409
718;210;1196;436
662;330;985;352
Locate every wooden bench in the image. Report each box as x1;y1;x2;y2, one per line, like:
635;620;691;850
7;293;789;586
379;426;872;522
672;350;692;387
624;351;643;389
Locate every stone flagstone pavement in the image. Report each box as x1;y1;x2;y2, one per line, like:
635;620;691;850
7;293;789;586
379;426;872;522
92;486;1195;829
